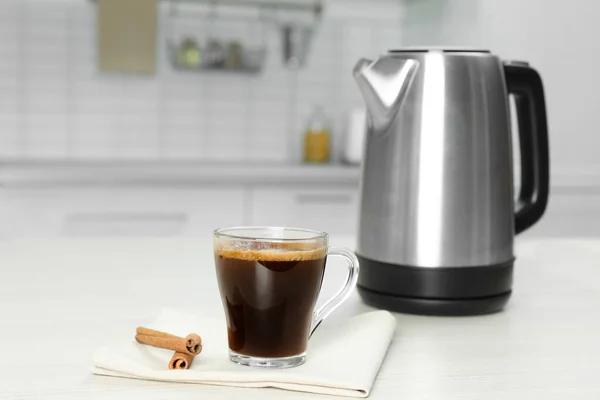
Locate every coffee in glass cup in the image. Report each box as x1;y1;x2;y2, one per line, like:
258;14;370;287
214;226;359;368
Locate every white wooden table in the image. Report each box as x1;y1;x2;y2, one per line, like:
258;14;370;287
1;237;599;399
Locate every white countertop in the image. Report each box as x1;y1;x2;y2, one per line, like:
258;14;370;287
0;161;360;187
1;237;600;399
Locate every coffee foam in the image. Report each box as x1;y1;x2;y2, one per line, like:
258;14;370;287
216;247;327;262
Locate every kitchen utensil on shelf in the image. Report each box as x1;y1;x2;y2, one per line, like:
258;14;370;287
282;24;313;68
353;49;549;316
176;38;201;68
225;41;244;69
341;108;367;165
205;39;226;68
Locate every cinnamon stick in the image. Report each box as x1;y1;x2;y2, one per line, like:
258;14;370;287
135;334;198;355
169;351;194;370
134;327;202;355
184;333;202;355
136;327;180;339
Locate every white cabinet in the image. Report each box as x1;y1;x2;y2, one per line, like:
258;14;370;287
0;187;245;238
250;185;359;235
0;183;361;239
1;183;598;239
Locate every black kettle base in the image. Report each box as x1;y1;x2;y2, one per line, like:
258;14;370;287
356;255;513;316
357;285;511;316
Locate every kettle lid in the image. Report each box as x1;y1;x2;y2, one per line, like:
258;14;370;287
388;46;490;53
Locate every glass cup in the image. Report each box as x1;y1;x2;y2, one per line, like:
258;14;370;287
214;226;359;368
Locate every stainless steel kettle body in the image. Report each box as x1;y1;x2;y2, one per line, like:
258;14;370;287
354;49;549;315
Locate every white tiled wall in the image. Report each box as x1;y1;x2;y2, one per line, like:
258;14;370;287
0;0;402;162
401;0;600;186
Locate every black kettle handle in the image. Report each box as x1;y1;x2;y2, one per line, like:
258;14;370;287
504;62;550;234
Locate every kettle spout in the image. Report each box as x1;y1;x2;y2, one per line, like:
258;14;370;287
353;57;419;131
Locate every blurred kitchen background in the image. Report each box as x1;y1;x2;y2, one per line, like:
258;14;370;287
0;0;598;239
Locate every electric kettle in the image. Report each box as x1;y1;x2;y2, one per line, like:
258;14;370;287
353;49;549;315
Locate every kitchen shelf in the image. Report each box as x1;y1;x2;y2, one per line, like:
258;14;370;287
164;0;321;73
171;61;262;74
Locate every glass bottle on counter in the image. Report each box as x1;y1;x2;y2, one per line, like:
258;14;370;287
303;106;331;164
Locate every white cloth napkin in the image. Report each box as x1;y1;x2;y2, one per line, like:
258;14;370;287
92;308;396;397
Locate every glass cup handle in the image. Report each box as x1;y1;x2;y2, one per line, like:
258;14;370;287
310;246;360;337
